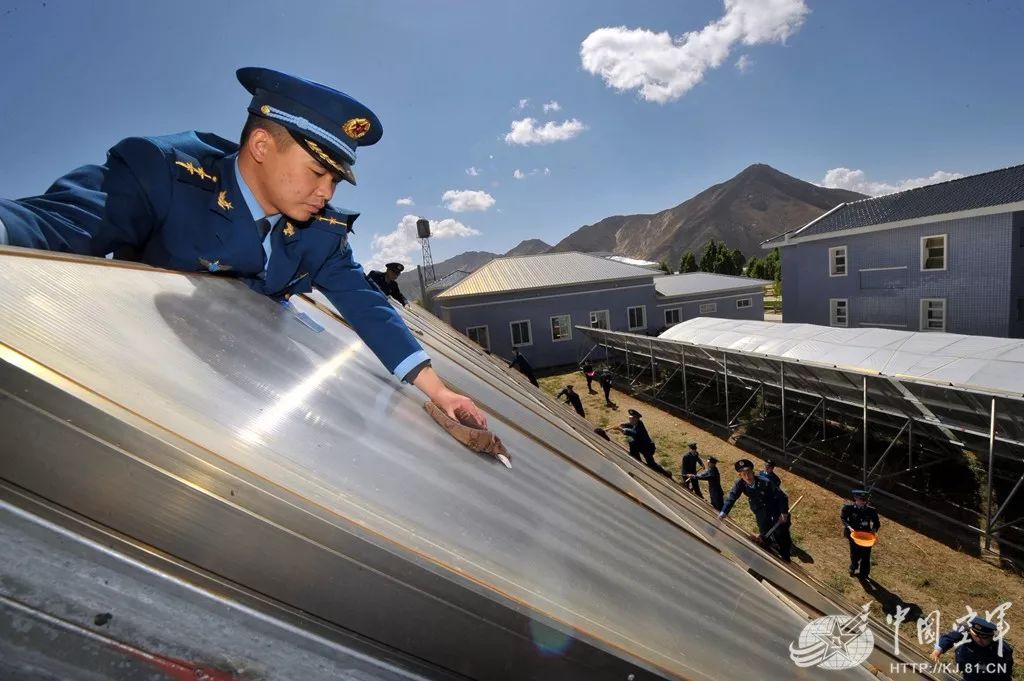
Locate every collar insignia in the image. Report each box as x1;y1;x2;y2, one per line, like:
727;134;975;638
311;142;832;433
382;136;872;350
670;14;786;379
283;221;296;237
342;117;371;140
175;160;217;183
217;190;233;211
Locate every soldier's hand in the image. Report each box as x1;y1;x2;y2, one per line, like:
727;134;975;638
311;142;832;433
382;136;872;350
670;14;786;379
413;366;488;428
779;513;789;523
929;650;941;663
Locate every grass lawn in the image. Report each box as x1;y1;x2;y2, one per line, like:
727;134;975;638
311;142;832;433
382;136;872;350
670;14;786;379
540;369;1023;677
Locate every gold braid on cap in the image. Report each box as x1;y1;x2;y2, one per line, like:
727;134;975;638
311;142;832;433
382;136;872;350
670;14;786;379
304;140;346;174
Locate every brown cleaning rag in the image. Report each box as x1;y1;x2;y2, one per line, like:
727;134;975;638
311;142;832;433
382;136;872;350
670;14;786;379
423;401;511;468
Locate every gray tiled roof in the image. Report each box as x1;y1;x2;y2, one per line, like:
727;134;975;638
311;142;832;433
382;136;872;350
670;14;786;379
436;252;655;299
654;272;769;299
769;163;1024;244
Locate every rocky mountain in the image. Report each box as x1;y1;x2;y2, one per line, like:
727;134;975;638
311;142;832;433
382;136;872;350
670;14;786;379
503;239;551;257
550;164;865;262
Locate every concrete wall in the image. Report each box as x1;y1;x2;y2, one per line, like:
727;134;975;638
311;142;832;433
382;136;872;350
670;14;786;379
780;212;1017;337
440;278;659;368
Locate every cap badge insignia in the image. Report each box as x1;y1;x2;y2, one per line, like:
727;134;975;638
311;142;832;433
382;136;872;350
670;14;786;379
343;117;371;139
217;191;233;211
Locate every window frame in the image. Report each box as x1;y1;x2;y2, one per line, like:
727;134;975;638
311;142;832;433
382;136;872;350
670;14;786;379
509;319;533;347
698;302;718;315
920;298;947;332
589;309;610;330
465;325;490;351
736;298;752;309
920;234;947;272
550;314;573;342
664;307;682;326
828;245;848;277
627;305;646;331
830;298;849;327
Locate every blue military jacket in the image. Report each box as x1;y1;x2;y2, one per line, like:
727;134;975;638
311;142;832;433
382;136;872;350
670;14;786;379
721;476;789;518
937;627;1013;680
0;131;425;378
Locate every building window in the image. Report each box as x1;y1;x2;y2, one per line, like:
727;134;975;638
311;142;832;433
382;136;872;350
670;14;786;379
590;309;610;329
466;325;490;351
830;299;848;327
510;319;532;346
550;314;572;342
736;298;752;309
664;308;681;326
920;299;946;332
921;234;947;271
699;302;718;314
829;246;848;277
627;305;646;330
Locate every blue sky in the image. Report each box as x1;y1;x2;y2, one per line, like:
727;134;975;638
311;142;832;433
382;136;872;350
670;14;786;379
2;0;1022;269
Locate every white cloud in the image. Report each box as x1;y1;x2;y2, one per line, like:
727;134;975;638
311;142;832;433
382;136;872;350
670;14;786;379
465;166;481;176
820;168;965;197
543;100;562;113
579;0;809;103
504;117;586;145
735;54;754;73
488;154;494;159
395;196;414;206
441;189;496;212
518;98;530;109
366;214;480;272
543;167;551;176
513;169;526;180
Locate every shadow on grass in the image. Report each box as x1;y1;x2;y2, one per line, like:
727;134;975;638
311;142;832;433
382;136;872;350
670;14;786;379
859;577;924;621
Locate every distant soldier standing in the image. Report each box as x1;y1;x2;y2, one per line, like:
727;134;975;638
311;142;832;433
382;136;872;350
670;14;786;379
599;370;614;406
508;347;539;387
758;459;782;488
841;489;880;579
680;442;705;498
581;359;597;394
688;456;724;511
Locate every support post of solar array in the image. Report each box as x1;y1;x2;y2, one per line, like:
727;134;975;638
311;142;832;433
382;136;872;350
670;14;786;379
680;346;689;413
723;352;730;426
862;375;869;489
780;363;787;455
986;397;996;551
908;421;914;469
649;340;656;387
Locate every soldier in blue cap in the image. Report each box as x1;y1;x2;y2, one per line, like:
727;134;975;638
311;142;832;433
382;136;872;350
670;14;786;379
366;262;409;307
719;458;792;561
0;68;484;426
840;489;881;579
929;616;1013;680
687;455;724;511
611;409;673;478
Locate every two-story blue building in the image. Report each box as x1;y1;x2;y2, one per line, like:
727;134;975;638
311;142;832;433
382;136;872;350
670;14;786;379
764;164;1024;337
435;252;767;368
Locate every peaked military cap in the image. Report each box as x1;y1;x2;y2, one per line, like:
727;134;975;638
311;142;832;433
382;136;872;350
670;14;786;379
688;441;698;448
238;67;383;186
385;262;405;273
969;617;997;635
765;459;776;467
627;409;642;418
851;488;870;498
735;459;754;472
707;456;719;463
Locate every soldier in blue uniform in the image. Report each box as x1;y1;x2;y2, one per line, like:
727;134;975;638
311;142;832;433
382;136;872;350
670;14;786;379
508;347;539;387
366;262;409;307
612;409;672;478
680;442;705;498
720;459;792;561
687;455;724;511
841;489;881;579
929;617;1013;680
555;384;586;418
758;459;782;488
0;67;483;426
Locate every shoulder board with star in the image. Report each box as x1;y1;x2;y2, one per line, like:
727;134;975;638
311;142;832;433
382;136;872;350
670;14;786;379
309;207;359;235
171;149;219;191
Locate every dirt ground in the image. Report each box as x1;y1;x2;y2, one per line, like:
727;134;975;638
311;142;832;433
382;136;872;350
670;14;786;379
540;370;1023;676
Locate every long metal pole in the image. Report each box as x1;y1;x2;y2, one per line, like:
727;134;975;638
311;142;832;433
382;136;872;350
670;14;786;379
986;398;997;551
862;376;868;489
908;421;914;469
723;352;730;426
681;347;689;413
822;397;827;441
649;340;656;385
780;363;787;454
